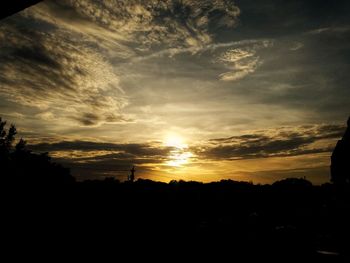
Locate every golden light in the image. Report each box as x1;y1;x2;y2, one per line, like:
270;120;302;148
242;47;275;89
164;134;188;149
164;134;193;167
167;152;193;167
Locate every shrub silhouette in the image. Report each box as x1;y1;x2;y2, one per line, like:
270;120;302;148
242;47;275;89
272;177;313;189
0;117;74;187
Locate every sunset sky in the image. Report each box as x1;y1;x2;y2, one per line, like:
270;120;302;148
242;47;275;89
0;0;349;184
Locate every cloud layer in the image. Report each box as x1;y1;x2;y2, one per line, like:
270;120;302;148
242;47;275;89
24;123;345;181
28;140;183;179
0;0;240;127
198;124;345;160
0;14;127;126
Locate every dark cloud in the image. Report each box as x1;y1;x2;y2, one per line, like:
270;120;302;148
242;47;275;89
204;0;350;124
27;140;175;180
10;46;61;69
73;113;132;127
75;113;101;126
202;137;317;160
197;124;345;160
29;140;173;157
210;134;269;143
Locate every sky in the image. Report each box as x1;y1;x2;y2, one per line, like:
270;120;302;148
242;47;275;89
0;0;349;184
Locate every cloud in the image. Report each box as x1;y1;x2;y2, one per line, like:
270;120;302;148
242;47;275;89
35;112;55;121
219;55;260;81
23;123;346;181
0;0;241;128
28;140;173;157
196;124;345;160
289;42;304;51
31;140;144;151
34;0;240;51
131;38;272;63
307;26;350;35
0;14;128;127
218;40;273;81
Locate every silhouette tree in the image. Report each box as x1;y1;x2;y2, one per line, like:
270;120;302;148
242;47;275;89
0;117;75;186
0;118;17;157
272;177;312;189
331;117;350;185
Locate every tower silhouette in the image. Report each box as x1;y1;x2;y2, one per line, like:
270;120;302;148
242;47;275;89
128;166;136;182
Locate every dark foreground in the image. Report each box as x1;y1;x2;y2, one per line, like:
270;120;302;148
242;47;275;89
3;178;349;262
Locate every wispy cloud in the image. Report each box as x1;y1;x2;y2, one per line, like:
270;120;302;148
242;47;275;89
0;0;241;127
218;40;273;81
130;39;272;63
289;42;304;51
0;14;127;127
34;0;240;52
306;26;350;35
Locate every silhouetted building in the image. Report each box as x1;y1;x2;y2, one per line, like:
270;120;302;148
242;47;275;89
331;117;350;184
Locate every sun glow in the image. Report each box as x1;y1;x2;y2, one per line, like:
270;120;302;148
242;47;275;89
164;134;188;149
164;134;193;167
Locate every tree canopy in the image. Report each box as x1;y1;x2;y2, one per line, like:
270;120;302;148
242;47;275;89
0;117;75;186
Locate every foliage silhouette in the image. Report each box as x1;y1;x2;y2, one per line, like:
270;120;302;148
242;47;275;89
331;117;350;185
0;117;75;187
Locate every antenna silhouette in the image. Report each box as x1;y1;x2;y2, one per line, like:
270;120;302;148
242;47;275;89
128;166;136;182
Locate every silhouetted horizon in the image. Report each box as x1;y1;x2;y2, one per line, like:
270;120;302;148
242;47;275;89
2;116;350;261
1;116;349;185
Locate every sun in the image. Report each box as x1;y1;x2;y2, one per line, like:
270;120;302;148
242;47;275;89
163;134;193;167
